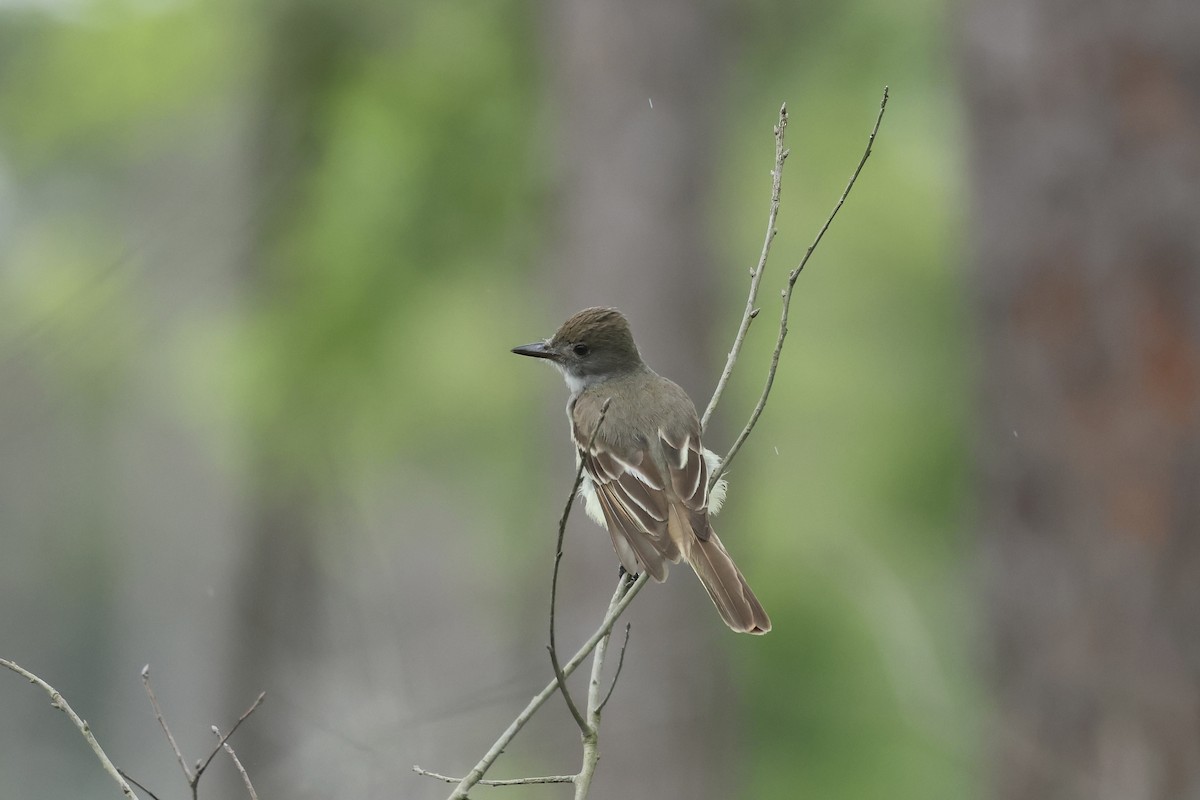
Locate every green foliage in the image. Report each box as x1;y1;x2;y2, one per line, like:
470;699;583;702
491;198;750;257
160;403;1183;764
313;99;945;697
1;0;543;495
0;1;239;171
223;0;542;487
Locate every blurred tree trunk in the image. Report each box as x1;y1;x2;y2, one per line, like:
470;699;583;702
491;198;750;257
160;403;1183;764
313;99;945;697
962;1;1200;797
224;0;344;772
541;0;739;798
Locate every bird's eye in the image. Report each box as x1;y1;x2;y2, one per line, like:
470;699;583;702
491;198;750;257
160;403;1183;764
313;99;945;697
573;343;590;357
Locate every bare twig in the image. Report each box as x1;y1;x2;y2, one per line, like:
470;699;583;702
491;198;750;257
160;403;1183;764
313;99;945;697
140;665;193;786
701;104;790;434
597;623;632;713
141;665;265;800
575;587;627;799
118;771;162;800
414;766;575;785
213;725;260;800
549;398;611;735
442;571;649;800
1;658;140;799
195;691;266;778
711;86;889;489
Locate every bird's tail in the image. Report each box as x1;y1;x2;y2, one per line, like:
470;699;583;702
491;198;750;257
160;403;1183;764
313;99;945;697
673;508;770;634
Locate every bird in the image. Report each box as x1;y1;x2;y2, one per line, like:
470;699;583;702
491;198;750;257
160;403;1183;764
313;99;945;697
512;307;771;634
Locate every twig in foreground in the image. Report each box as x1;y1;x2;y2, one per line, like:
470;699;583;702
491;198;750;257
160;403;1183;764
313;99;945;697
142;665;265;799
1;658;140;800
413;766;575;786
196;691;266;779
712;86;889;489
548;397;612;735
701;103;790;434
213;724;260;800
140;665;192;785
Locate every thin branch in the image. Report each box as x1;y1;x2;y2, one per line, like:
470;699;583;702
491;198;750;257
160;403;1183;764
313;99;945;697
548;398;611;735
545;643;588;735
196;691;266;778
444;571;649;800
597;623;632;714
414;766;575;786
141;665;265;799
118;771;162;800
1;658;140;800
711;86;889;489
575;584;627;799
701;103;790;434
213;725;259;800
140;665;193;785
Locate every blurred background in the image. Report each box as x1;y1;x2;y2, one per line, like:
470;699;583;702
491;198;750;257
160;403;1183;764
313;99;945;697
1;0;1196;798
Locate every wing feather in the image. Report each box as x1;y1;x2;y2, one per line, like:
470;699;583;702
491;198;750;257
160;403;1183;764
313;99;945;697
570;390;769;633
574;417;681;579
660;429;712;540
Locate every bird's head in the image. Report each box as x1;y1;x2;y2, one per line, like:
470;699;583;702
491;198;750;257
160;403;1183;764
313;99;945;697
512;307;643;388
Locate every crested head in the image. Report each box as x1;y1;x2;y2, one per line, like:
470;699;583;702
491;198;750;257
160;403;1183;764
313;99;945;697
511;307;645;391
549;307;644;381
551;308;638;355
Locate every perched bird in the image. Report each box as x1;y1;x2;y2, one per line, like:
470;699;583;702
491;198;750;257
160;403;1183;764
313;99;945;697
513;307;771;634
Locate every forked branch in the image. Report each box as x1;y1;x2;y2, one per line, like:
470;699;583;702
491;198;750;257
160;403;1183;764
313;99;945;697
414;571;650;800
419;89;889;800
711;86;889;489
702;103;790;434
140;666;266;800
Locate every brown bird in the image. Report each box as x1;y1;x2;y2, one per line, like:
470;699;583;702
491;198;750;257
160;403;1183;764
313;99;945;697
513;307;771;634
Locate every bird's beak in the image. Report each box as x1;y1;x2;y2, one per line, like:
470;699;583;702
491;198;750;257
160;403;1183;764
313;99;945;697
511;341;558;360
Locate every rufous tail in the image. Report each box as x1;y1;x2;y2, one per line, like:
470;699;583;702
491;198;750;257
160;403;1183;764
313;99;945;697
685;528;771;634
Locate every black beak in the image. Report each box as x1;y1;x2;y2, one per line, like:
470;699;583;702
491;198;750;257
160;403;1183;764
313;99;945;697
511;341;557;360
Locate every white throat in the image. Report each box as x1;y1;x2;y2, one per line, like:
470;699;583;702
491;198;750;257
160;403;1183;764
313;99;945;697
553;363;601;397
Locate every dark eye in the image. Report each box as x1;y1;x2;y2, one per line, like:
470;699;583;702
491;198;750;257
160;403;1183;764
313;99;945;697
573;343;590;357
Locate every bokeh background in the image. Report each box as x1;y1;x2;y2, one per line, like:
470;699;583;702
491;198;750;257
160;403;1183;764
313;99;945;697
1;0;1196;798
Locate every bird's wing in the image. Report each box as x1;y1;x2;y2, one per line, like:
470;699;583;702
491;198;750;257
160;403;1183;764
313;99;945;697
658;427;713;541
573;421;678;581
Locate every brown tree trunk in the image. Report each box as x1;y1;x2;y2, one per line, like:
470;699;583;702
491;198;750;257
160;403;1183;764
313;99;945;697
540;0;740;797
961;1;1200;797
